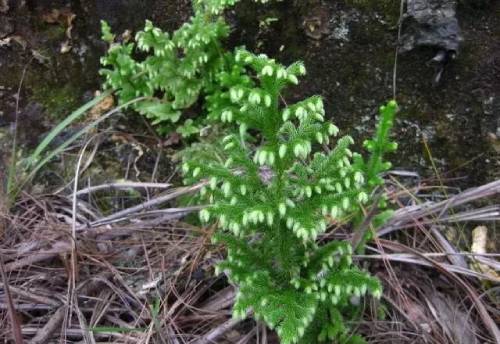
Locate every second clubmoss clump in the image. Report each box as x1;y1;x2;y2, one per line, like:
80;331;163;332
183;48;397;344
99;0;282;137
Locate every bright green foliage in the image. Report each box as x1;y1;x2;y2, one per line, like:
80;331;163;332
352;100;398;239
183;48;398;343
100;11;229;136
100;0;280;137
355;103;398;187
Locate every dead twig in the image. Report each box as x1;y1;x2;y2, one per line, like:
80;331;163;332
29;306;66;344
380;179;500;235
0;254;24;344
75;181;172;196
192;316;243;344
85;182;207;228
0;283;62;307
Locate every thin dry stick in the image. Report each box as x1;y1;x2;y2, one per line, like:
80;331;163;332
356;252;500;282
3;245;71;273
21;327;139;341
85;182;207;228
88;291;115;329
64;135;99;343
0;282;62;307
193;316;243;344
392;0;405;99
7;57;33;199
151;150;162;183
200;287;235;313
429;225;468;268
75;181;171;196
236;327;257;344
0;254;24;344
29;306;66;344
74;303;96;344
379;180;500;235
359;251;500;259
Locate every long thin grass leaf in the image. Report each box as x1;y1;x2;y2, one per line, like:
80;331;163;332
11;97;146;198
27;90;112;167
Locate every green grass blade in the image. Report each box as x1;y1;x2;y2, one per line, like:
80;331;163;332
27;90;112;167
89;326;146;333
10;97;145;199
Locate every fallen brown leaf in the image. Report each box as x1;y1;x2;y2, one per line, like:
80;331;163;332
88;91;115;120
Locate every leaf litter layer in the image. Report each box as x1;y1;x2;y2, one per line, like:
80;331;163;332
0;126;499;343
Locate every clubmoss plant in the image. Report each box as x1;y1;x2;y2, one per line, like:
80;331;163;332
183;48;398;343
100;0;281;137
99;10;229;136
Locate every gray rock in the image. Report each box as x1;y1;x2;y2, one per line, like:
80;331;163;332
399;0;463;85
400;0;462;54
